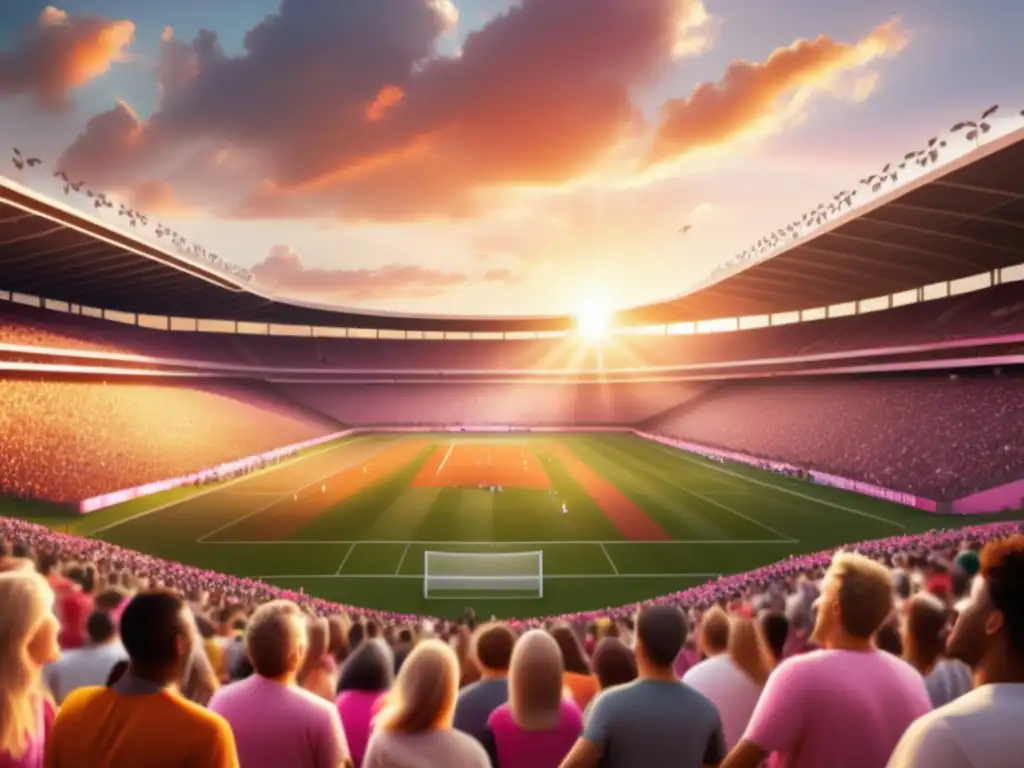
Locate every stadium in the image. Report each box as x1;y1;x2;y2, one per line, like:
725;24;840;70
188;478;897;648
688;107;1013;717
3;117;1023;622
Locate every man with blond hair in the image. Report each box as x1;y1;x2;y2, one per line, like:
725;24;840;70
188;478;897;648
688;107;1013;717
209;600;350;768
722;552;931;768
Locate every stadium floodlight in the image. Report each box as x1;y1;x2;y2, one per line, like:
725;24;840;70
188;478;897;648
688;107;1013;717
423;550;544;599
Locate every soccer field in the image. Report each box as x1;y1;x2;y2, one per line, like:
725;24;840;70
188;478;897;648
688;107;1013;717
7;432;1021;618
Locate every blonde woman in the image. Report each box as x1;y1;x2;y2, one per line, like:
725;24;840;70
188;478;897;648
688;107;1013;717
297;616;337;701
364;639;488;767
0;571;61;768
486;630;582;768
729;618;775;690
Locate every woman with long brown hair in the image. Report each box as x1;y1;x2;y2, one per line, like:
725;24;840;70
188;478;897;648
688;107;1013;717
297;616;338;701
548;624;598;711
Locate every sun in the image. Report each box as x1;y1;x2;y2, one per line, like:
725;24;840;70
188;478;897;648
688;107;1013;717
575;299;612;341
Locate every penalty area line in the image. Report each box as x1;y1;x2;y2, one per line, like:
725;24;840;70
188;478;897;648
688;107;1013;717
435;443;455;476
259;572;722;580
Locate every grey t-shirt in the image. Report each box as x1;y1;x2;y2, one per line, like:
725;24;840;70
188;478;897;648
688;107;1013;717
583;679;726;768
453;678;509;745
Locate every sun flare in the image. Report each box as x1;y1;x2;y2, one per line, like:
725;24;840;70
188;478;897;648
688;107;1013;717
575;299;612;341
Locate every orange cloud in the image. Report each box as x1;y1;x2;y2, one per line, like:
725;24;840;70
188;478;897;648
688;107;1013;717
131;180;196;217
0;6;134;109
366;85;404;122
648;18;908;165
251;245;520;301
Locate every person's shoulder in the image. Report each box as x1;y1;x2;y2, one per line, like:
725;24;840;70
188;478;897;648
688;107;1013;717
444;728;491;762
58;685;110;714
174;691;234;736
486;701;512;728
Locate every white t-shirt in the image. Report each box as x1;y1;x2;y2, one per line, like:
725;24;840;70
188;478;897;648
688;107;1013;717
887;683;1024;768
45;642;127;703
682;653;762;751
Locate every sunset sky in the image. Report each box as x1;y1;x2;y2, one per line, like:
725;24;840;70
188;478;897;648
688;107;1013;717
1;0;1022;317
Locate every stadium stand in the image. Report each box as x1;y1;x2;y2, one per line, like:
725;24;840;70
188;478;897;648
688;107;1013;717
0;380;339;502
642;371;1024;501
3;278;1024;371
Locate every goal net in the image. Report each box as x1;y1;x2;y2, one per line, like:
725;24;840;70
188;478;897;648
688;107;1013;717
424;550;544;599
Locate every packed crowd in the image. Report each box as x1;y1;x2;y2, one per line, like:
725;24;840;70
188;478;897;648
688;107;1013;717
0;380;334;502
0;516;1021;767
3;279;1023;372
646;371;1024;501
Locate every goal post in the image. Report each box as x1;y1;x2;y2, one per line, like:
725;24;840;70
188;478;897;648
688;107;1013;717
423;550;544;599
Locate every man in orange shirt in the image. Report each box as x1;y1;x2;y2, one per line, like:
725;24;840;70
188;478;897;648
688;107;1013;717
45;589;239;768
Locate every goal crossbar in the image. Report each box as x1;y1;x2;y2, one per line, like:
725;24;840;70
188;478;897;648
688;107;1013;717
424;550;544;599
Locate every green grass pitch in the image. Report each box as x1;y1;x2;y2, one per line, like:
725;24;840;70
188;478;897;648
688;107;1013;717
3;432;1021;619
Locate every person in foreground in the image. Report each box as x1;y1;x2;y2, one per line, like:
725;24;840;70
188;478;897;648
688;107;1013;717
44;590;238;768
0;571;61;768
362;639;489;768
721;552;931;768
887;534;1024;768
559;605;725;768
208;601;350;768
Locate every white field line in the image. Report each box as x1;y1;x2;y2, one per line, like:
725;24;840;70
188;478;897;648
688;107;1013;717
599;542;621;574
334;543;357;575
260;572;721;580
200;538;791;545
435;443;455;476
197;460;356;543
648;442;908;530
394;543;412;575
86;438;357;536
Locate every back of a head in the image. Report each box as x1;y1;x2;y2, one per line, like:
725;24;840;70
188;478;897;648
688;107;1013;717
728;618;774;688
636;605;688;669
86;610;117;646
376;639;458;734
904;593;948;660
548;623;590;675
119;590;188;672
699;606;731;656
759;611;789;662
473;622;516;674
509;630;565;730
338;638;394;693
245;600;306;679
592;637;637;690
830;553;895;640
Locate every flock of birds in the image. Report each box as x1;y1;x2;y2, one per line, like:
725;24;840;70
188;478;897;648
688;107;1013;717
6;149;253;282
681;104;1016;286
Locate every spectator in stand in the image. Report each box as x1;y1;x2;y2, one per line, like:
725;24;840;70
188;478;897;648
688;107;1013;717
887;535;1024;768
46;590;238;767
723;552;931;768
298;617;338;701
549;625;598;711
46;611;127;704
486;630;583;767
391;627;415;675
55;566;95;651
363;640;489;768
560;605;725;768
0;571;60;768
454;623;515;747
328;616;350;668
901;593;972;708
759;612;789;665
336;641;394;768
584;637;636;718
209;601;349;768
684;609;765;752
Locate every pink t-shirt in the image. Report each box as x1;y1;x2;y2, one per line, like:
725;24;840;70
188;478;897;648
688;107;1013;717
336;690;386;767
0;696;54;768
209;675;348;768
744;649;931;768
488;698;583;768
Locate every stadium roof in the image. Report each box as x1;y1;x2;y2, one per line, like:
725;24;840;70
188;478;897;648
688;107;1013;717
1;128;1023;333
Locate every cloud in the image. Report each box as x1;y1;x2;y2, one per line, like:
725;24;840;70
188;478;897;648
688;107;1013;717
130;180;196;216
58;0;709;221
0;6;135;109
647;18;908;166
251;245;520;301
